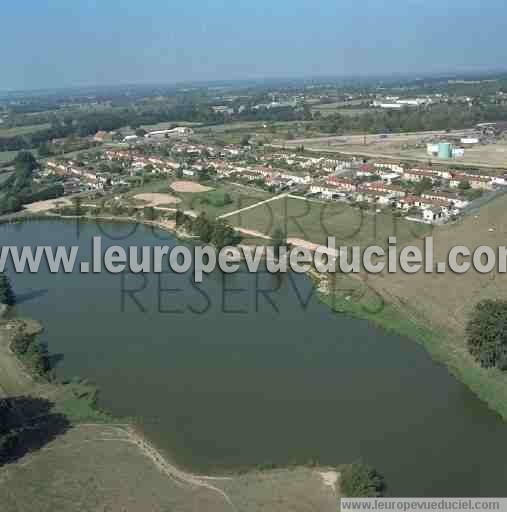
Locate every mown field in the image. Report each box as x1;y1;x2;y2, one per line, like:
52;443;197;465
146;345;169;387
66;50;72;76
175;182;274;218
226;196;429;247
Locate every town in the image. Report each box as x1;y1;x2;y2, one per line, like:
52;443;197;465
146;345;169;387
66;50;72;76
39;125;506;227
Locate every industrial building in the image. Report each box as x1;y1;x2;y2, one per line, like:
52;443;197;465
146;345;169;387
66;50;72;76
427;142;464;160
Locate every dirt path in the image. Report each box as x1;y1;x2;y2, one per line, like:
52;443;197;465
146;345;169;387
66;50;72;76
80;424;237;511
218;193;289;220
0;319;237;509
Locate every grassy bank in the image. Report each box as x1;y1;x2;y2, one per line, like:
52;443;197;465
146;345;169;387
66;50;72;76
0;317;112;423
317;275;507;421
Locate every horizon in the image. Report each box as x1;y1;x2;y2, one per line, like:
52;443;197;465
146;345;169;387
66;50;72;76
2;66;507;95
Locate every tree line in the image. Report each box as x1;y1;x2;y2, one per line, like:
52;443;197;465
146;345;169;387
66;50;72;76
316;103;507;135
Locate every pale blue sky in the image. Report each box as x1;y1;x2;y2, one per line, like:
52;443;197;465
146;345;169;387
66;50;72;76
1;0;506;90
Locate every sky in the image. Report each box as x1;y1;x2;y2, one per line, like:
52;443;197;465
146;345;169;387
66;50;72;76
2;0;506;91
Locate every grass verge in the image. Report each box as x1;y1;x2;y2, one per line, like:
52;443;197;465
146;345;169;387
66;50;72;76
317;273;507;421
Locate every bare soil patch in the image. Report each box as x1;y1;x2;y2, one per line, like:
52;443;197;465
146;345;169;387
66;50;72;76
133;193;181;207
171;181;213;193
24;198;72;213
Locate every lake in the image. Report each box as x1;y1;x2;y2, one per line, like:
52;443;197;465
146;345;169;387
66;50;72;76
3;219;507;496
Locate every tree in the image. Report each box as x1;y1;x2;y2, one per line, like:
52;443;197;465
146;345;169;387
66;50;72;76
175;210;186;228
135;128;147;138
458;180;471;191
303;104;313;121
240;134;251;147
464;189;483;201
466;300;507;370
11;335;32;355
211;219;241;249
143;206;156;221
37;143;52;158
0;195;22;215
0;397;70;466
193;213;213;243
271;226;286;260
0;273;15;306
340;462;386;497
198;167;210;182
414;177;433;195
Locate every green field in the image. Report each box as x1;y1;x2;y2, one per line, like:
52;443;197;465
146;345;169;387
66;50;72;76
0;123;51;137
226;196;429;246
175;182;274;218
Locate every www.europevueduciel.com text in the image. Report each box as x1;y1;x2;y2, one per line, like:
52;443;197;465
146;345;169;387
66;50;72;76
2;236;507;282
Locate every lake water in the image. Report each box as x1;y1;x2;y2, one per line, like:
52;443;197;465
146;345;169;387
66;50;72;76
3;219;507;496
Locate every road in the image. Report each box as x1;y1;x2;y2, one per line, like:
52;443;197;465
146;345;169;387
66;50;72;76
277;128;477;146
218;193;290;220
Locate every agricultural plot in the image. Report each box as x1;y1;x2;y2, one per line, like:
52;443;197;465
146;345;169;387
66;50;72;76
368;191;507;335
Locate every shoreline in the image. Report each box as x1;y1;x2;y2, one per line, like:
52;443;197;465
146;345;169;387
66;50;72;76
0;317;236;487
0;313;340;496
313;273;507;421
